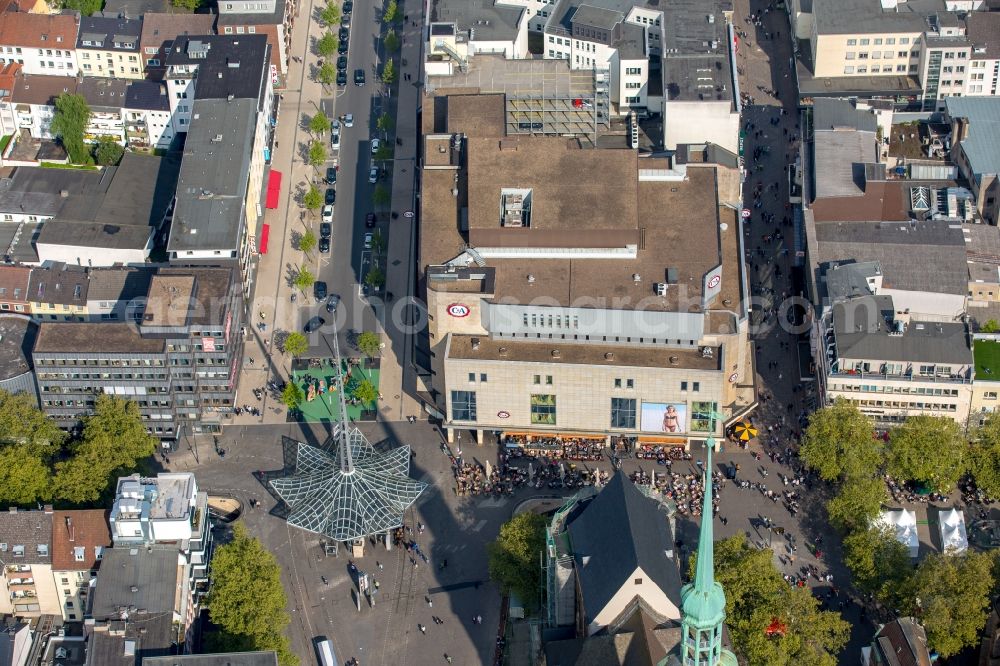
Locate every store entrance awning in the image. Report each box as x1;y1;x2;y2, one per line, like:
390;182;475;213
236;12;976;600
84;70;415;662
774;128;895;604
259;223;270;254
637;436;687;445
265;170;281;209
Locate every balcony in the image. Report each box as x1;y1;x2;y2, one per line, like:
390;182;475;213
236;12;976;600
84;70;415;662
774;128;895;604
5;565;30;574
829;369;971;384
10;590;37;600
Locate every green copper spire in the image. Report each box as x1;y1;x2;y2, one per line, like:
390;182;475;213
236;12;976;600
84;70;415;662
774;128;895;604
679;437;738;666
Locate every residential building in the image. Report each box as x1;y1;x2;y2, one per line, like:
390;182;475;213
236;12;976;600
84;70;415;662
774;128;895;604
217;0;291;75
0;62;21;141
862;617;932;666
109;473;212;632
122;80;175;149
89;546;182;657
77;77;128;144
0;315;37;400
420;93;753;447
964;11;1000;99
0;12;80;77
162;34;272;133
0;621;30;666
0;265;31;314
168;97;267;299
946;97;1000;226
40;634;85;666
76;16;143;80
32;267;245;436
49;510;110;622
6;73;77;141
26;263;89;321
85;267;154;322
138;13;216;76
0;507;59;617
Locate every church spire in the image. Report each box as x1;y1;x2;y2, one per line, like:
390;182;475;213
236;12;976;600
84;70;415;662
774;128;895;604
693;444;716;594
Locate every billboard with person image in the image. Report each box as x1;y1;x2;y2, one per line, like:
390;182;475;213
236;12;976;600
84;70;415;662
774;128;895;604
639;402;688;433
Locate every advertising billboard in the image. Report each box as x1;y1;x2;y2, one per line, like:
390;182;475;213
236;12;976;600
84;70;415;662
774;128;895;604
639;402;688;434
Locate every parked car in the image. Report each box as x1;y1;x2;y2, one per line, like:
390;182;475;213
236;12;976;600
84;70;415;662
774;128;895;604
331;128;340;150
365;212;376;228
336;55;348;71
320;222;331;238
370;138;380;154
343;113;354;128
321;205;333;223
338;39;348;54
325;167;337;183
304;316;326;332
343;0;352;12
354;68;365;86
368;166;378;184
363;232;373;249
336;70;347;86
325;188;336;205
313;281;327;301
326;294;341;313
319;237;330;253
339;27;349;42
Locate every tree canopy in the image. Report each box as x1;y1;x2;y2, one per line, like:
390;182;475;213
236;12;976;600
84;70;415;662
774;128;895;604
825;475;888;533
968;411;1000;499
303;185;323;212
298;229;317;255
373;184;390;208
60;0;103;16
0;390;66;450
800;400;882;482
317;62;337;86
887;415;965;492
841;525;911;605
356;331;381;359
352;378;378;405
319;2;340;26
381;58;397;84
364;266;384;290
898;550;996;657
54;395;156;504
376;112;394;134
382;0;398;23
307;140;327;167
309;111;331;136
316;32;337;59
170;0;202;11
50;93;92;164
487;512;547;611
93;136;125;166
706;534;849;666
208;523;296;666
283;332;309;358
384;29;400;54
281;382;304;409
293;267;315;292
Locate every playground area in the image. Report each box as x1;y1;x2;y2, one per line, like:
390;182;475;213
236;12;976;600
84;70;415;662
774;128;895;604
290;358;380;423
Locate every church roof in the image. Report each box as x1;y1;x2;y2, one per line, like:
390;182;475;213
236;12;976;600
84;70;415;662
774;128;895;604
566;472;681;624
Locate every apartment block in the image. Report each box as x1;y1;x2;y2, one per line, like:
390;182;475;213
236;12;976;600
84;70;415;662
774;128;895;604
50;509;110;622
0;507;59;617
0;12;79;76
138;13;216;75
122;80;175;150
76;15;143;80
420;93;753;448
946;97;1000;226
217;0;291;75
32;267;245;437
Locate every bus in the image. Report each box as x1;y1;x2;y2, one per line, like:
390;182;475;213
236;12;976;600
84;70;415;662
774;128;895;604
314;637;337;666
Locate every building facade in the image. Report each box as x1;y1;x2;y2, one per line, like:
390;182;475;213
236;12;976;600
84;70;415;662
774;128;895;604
50;509;110;622
76;16;143;80
0;507;59;617
0;12;79;77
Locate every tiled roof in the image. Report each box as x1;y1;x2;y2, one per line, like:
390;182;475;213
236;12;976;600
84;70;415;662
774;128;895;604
0;508;54;565
0;12;79;50
51;509;110;571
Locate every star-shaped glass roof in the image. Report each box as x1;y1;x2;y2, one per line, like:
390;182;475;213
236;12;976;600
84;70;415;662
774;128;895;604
269;426;427;542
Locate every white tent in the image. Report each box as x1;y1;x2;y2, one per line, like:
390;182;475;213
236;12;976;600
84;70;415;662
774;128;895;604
938;508;968;553
878;509;920;558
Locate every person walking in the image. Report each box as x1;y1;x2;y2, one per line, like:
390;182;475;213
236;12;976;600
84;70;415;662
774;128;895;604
418;624;427;634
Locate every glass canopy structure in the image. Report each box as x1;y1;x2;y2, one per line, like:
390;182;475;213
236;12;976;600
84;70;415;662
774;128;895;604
270;425;428;542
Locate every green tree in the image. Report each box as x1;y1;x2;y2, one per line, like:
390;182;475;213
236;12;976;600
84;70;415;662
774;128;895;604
887;415;965;492
281;382;304;409
364;266;384;290
292;267;315;292
382;0;398;23
309;111;331;136
371;229;385;255
384;29;400;54
319;2;340;26
170;0;202;10
317;62;337;86
283;332;309;358
825;475;888;533
705;534;849;666
374;145;394;162
315;32;338;58
208;523;297;666
842;525;911;605
0;444;52;505
376;112;394;134
303;184;323;213
298;229;317;255
487;512;546;610
50;93;92;164
61;0;103;16
0;390;66;449
373;184;390;208
356;331;381;359
54;395;156;504
381;58;397;85
308;140;327;168
968;411;1000;499
898;550;996;658
352;378;378;405
92;136;125;166
800;399;882;482
981;319;1000;333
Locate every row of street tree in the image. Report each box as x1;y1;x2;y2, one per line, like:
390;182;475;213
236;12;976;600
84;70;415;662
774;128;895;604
800;400;1000;657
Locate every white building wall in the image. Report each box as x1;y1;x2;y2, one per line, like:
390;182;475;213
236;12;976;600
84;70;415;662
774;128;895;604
588;565;680;635
165;70;196;132
0;46;78;76
35;242;149;267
